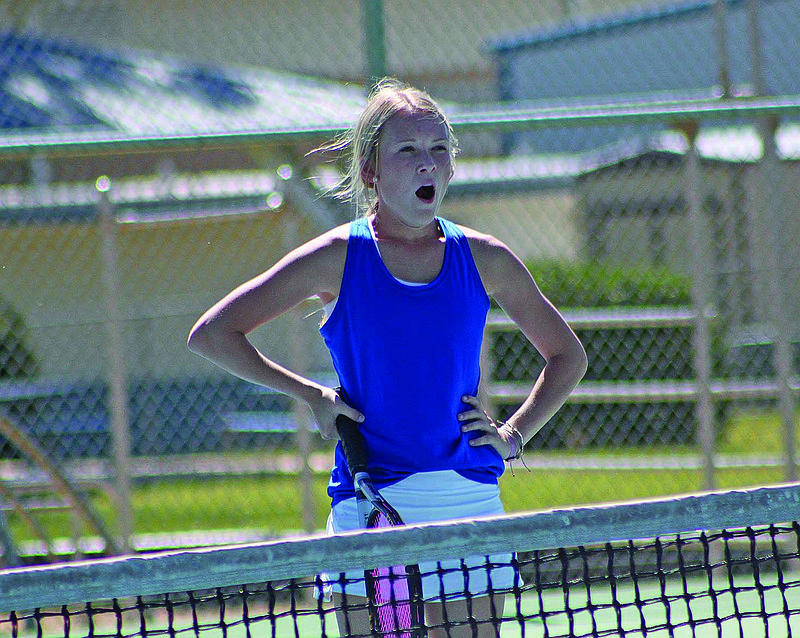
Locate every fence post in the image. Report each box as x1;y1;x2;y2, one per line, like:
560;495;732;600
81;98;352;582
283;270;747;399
0;497;20;567
713;0;732;97
96;176;133;552
756;118;798;481
746;0;766;98
291;307;316;534
362;0;387;88
679;122;717;491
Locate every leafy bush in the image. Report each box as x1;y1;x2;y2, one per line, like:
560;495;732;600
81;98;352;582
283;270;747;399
0;299;37;380
491;260;698;449
527;259;691;308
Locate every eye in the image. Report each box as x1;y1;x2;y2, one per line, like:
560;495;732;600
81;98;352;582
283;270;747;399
399;146;415;152
433;145;448;152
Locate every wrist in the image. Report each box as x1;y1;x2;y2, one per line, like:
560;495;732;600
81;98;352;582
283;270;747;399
497;421;525;461
295;380;327;407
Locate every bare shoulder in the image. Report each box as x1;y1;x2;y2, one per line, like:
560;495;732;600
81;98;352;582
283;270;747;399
282;222;350;298
294;223;350;257
459;225;528;297
459;224;585;364
460;225;507;258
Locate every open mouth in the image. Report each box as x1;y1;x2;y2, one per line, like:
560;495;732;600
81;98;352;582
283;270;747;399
415;185;435;203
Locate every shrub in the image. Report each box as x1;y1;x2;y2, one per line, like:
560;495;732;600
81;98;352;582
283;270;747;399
491;260;698;448
527;259;691;308
0;299;37;380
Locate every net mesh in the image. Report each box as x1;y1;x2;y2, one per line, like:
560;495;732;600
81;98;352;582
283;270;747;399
2;484;799;638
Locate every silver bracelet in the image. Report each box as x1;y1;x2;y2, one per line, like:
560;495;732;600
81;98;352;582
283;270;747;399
497;421;525;461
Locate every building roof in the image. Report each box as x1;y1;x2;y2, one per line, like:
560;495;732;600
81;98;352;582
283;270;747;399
0;30;366;142
486;0;748;53
0;170;284;224
448;121;800;194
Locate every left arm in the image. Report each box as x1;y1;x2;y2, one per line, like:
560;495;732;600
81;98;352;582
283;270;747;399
462;231;588;457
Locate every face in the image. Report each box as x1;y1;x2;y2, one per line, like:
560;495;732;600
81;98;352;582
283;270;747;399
370;110;453;229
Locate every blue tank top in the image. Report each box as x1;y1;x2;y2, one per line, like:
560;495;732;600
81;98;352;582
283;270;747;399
321;217;504;506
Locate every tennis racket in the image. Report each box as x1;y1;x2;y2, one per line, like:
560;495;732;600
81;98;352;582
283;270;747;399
335;413;425;638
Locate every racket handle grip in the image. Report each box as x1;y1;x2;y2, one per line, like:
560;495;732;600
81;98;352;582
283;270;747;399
336;414;369;477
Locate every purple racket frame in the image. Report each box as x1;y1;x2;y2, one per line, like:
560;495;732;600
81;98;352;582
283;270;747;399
336;412;426;638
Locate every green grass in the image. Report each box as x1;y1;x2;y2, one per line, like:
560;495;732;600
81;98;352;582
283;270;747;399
719;407;800;454
499;464;787;512
8;474;333;543
7;408;798;547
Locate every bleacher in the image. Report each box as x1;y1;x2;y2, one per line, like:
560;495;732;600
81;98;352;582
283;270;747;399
0;376;308;460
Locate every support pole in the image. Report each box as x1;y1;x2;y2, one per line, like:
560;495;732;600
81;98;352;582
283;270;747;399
713;0;732;96
0;494;20;567
746;1;797;480
362;0;387;88
756;119;798;481
680;121;717;491
291;312;317;535
746;0;766;97
97;177;133;552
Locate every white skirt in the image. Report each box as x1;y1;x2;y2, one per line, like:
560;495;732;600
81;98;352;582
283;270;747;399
321;470;520;600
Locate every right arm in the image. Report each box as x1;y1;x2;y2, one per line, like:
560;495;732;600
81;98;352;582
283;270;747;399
187;224;364;438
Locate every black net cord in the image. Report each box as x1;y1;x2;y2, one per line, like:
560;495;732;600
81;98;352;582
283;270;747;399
84;602;94;638
460;558;479;638
336;575;355;638
187;591;200;638
60;605;71;638
626;540;647;636
314;575;330;638
436;561;451;638
267;580;278;638
136;596;147;637
654;537;673;635
701;531;723;635
747;526;769;635
510;552;526;638
216;588;228;638
605;542;625;638
289;580;300;638
558;547;575;638
241;585;251;638
676;536;696;631
721;530;744;636
532;550;549;638
9;611;18;638
166;592;178;638
769;524;792;635
578;545;599;637
112;598;123;638
484;555;502;637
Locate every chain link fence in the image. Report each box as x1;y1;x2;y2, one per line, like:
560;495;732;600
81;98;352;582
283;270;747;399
0;0;798;564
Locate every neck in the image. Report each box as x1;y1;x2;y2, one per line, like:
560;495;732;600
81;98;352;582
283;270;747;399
370;211;441;244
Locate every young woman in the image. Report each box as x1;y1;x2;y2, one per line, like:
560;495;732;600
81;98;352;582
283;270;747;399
188;78;587;637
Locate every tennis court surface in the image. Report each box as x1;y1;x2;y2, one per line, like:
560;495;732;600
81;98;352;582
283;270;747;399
2;483;799;637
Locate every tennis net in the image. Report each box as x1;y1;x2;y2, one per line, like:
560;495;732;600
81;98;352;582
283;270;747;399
2;483;799;637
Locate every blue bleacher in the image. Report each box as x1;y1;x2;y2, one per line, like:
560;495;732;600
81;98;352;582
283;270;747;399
0;376;298;459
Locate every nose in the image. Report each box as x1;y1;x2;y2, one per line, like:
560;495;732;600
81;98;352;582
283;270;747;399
417;151;435;173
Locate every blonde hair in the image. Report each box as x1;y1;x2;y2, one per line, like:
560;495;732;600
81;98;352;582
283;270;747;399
315;78;458;217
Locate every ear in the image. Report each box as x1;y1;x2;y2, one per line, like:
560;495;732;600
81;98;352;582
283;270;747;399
361;164;377;188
